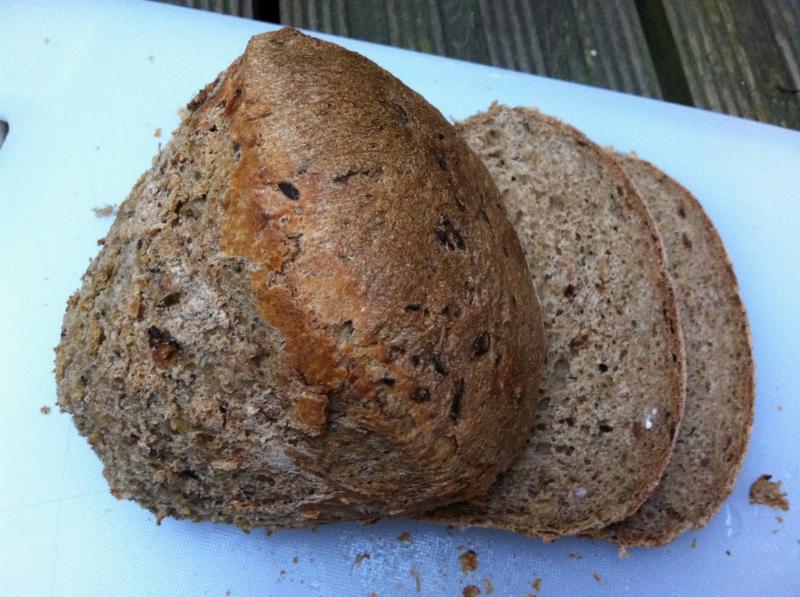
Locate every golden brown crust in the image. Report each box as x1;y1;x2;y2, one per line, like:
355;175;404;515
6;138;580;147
55;30;545;528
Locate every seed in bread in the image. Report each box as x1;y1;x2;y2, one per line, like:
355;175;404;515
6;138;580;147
593;153;755;547
54;31;545;530
425;105;686;538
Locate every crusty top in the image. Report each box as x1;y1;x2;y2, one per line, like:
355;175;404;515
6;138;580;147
55;29;545;527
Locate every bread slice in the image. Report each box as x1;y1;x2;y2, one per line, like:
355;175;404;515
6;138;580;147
425;105;686;538
592;153;755;547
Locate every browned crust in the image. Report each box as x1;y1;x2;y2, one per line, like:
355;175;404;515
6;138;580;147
594;154;755;548
190;32;546;511
424;105;687;537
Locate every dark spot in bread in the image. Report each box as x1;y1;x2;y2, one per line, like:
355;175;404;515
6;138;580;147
436;154;448;171
278;181;300;200
451;378;465;422
472;332;491;357
677;203;687;218
432;353;448;376
410;354;422;367
404;303;422;312
599;423;613;433
435;217;465;250
597;363;608;372
569;333;589;350
394;103;409;124
147;326;180;368
411;388;431;403
681;233;693;250
157;291;182;309
232;142;240;156
208;124;217;132
179;469;200;480
388;345;406;361
380;374;396;386
434;132;445;140
563;284;576;299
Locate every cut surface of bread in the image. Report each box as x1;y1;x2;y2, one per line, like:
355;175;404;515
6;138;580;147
425;105;686;538
593;153;754;548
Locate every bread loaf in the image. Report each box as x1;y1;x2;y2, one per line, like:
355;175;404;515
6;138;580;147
425;105;686;538
593;153;754;547
54;30;545;530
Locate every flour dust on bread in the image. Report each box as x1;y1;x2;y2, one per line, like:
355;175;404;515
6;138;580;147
593;153;754;548
426;105;686;538
54;31;545;530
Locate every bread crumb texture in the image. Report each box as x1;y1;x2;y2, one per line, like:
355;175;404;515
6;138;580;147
459;549;479;573
749;475;789;511
427;105;685;538
54;30;544;530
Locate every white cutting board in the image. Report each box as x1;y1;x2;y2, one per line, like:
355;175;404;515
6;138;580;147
1;1;799;596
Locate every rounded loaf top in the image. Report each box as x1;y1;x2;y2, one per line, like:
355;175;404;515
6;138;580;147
55;28;545;529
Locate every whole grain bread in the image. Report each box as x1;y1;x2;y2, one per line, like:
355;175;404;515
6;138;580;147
593;153;754;547
54;30;545;530
425;105;686;538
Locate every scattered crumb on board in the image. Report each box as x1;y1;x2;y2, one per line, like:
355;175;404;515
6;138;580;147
92;204;117;218
292;556;299;564
459;549;478;573
279;570;285;576
482;578;493;594
40;406;51;415
749;475;790;511
225;591;231;596
462;585;481;597
776;515;784;523
154;128;162;138
397;531;412;542
532;578;542;592
369;593;377;597
354;552;370;566
725;550;731;556
592;572;601;583
147;55;155;63
567;552;583;560
410;566;421;593
777;405;783;411
691;539;697;549
44;37;50;44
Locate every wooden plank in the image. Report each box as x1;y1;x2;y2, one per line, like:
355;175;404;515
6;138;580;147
662;0;800;129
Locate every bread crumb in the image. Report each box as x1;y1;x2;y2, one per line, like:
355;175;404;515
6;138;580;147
44;37;50;44
279;570;285;576
777;405;783;411
462;585;481;597
410;566;421;593
749;475;790;511
354;552;370;565
568;552;583;560
691;539;697;549
292;556;299;564
772;529;779;534
618;546;629;558
725;550;731;556
147;55;155;63
398;531;412;542
225;591;231;596
592;572;601;583
40;406;51;415
482;577;494;594
776;516;784;523
154;128;162;138
459;549;478;573
92;204;117;218
369;593;377;597
532;578;542;591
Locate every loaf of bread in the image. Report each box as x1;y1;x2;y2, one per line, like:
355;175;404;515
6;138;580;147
593;153;754;547
425;105;686;538
54;30;545;530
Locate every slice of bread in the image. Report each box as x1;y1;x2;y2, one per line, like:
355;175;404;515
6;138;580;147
425;105;686;538
592;153;755;548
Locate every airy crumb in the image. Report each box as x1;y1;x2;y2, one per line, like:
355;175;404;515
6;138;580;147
532;578;542;591
482;577;494;594
397;531;412;542
462;585;481;597
154;128;162;138
567;552;583;560
40;406;51;415
749;475;790;511
410;566;421;593
592;572;601;583
354;552;370;565
92;204;117;218
459;549;478;573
